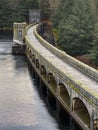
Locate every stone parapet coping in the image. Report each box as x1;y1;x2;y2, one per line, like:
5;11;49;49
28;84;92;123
34;23;98;82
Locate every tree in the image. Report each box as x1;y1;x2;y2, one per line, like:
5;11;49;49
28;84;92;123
51;0;73;29
39;0;51;20
84;0;98;66
0;0;39;28
19;0;39;22
89;22;98;66
51;0;74;44
0;0;12;28
8;1;26;25
52;0;94;56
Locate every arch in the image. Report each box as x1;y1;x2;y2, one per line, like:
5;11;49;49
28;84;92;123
32;54;35;63
72;97;90;128
35;59;39;69
94;119;98;130
48;72;57;93
59;83;70;107
40;65;47;79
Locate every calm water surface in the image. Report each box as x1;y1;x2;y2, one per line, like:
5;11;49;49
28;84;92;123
0;42;59;130
0;33;70;130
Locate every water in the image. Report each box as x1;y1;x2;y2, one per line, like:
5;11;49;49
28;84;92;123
0;32;70;130
0;30;13;42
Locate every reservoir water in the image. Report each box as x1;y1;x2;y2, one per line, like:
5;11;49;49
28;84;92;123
0;32;71;130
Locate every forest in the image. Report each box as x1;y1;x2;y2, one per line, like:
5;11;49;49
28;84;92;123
51;0;98;67
0;0;98;66
0;0;36;28
0;0;50;28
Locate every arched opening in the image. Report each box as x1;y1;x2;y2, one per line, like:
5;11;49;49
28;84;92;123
72;97;90;128
48;73;57;93
40;65;47;79
59;83;70;107
35;59;39;69
32;54;35;63
94;119;98;130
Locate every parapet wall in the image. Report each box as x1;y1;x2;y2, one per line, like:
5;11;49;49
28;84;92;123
13;22;26;42
34;23;98;82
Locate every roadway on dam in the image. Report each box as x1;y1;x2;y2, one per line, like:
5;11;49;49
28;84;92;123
27;25;98;100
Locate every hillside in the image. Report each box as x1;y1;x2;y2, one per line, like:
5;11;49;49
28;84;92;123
51;0;98;67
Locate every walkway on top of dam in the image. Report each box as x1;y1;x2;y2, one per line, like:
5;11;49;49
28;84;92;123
26;25;98;100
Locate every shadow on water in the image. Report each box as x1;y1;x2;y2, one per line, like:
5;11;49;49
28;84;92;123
27;63;71;130
0;31;61;130
12;56;27;70
0;29;82;130
0;30;13;55
27;61;83;130
0;30;13;42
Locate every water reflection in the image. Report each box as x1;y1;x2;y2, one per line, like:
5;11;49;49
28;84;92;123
0;30;13;42
0;41;60;130
0;31;80;130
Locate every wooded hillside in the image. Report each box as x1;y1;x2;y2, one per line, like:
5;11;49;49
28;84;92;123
0;0;98;66
51;0;98;66
0;0;40;28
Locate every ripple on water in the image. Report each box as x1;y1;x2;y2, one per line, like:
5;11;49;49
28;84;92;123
0;51;59;130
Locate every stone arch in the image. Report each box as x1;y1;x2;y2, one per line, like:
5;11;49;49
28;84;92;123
72;97;90;128
94;119;98;130
59;83;70;107
48;72;57;93
40;65;47;79
32;54;35;63
35;59;39;69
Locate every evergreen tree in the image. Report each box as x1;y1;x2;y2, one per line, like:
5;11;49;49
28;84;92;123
39;0;51;19
89;22;98;66
52;0;94;56
0;0;12;28
19;0;39;22
51;0;74;43
8;0;26;25
83;0;98;66
51;0;73;29
0;0;39;28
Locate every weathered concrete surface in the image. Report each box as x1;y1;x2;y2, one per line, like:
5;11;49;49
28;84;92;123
26;25;98;99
